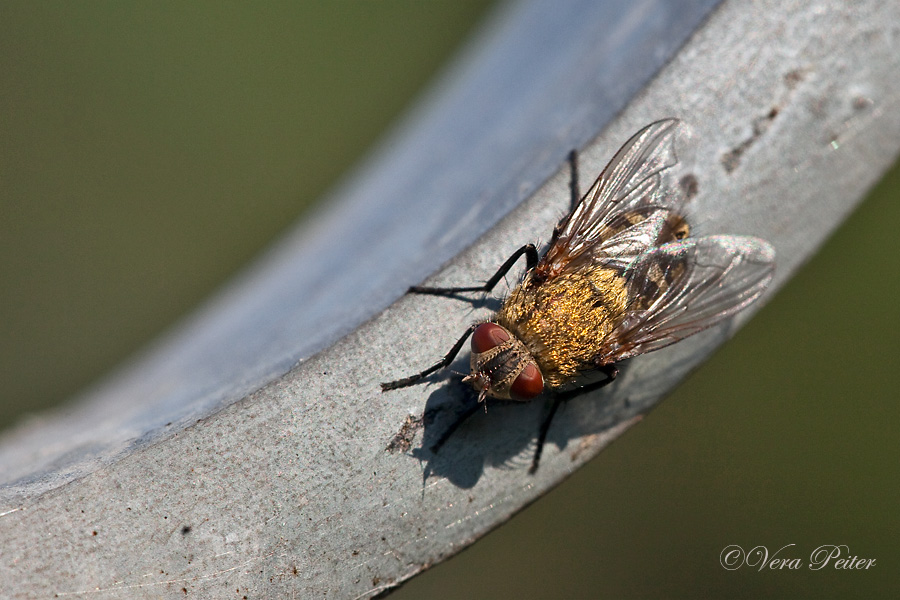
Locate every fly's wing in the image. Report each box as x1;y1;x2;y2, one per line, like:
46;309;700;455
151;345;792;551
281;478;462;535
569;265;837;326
541;119;685;275
595;236;776;365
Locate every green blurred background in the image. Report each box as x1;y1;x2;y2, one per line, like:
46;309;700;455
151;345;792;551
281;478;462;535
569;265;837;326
1;3;897;598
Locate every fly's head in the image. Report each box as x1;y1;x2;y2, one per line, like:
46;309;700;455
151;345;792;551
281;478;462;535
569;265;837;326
463;323;544;402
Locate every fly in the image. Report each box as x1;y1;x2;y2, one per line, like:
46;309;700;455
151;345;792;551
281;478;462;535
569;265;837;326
382;119;775;473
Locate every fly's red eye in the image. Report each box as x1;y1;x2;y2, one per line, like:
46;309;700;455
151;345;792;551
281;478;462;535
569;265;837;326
471;322;510;353
510;363;543;399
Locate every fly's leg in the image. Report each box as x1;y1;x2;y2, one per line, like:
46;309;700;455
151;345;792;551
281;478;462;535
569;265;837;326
430;397;521;455
409;244;538;296
529;364;618;474
568;149;580;211
429;400;482;454
381;323;479;391
410;150;577;297
383;245;536;391
529;396;564;475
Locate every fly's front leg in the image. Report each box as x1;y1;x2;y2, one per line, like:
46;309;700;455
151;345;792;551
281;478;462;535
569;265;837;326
429;400;481;454
383;244;537;392
431;397;521;455
381;323;479;391
409;244;538;296
529;364;618;474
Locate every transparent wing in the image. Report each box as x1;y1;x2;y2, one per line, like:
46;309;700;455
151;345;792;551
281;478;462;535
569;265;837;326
595;236;776;365
540;119;684;275
590;208;677;270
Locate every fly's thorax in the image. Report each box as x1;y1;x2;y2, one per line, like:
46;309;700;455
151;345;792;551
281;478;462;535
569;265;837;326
464;323;544;402
496;270;629;388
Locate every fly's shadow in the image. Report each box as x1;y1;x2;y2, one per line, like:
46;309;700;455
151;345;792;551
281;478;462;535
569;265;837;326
407;379;547;488
385;362;633;488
